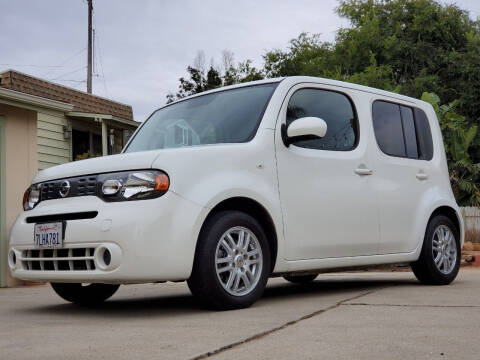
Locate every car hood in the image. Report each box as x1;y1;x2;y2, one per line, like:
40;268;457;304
33;150;162;183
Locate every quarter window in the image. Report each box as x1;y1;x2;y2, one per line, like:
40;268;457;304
372;101;406;157
413;108;434;160
286;89;357;151
400;106;418;159
372;100;433;160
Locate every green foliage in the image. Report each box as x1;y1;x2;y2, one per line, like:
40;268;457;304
168;0;480;205
345;54;395;90
335;0;475;101
167;52;264;103
263;33;335;78
422;92;480;206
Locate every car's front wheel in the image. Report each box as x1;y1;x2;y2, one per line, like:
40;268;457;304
51;283;120;305
411;215;460;285
188;211;271;310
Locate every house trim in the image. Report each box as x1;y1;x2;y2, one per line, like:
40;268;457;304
67;111;139;127
0;87;74;112
1;69;132;108
0;115;7;287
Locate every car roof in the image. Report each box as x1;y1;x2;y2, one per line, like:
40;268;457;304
279;76;427;106
161;76;429;112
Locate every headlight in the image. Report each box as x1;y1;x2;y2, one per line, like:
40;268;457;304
23;184;41;211
98;170;169;202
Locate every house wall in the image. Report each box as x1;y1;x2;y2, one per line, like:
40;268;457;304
37;109;71;170
0;115;6;287
0;104;37;287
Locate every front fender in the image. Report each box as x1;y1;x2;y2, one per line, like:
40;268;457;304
183;186;285;274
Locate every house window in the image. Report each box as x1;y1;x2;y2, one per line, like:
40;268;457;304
72;129;102;161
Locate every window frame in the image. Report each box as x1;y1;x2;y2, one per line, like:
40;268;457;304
371;99;433;161
399;106;419;159
284;87;360;152
412;107;434;161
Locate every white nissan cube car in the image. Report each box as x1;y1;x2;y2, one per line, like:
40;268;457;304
9;77;464;309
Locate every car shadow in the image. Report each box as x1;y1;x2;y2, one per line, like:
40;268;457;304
22;274;418;318
263;276;417;300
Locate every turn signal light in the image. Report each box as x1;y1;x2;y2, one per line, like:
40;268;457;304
155;173;169;191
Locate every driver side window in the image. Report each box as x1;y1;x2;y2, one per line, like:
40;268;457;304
286;89;358;151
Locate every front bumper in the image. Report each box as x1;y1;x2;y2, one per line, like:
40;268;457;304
8;191;207;284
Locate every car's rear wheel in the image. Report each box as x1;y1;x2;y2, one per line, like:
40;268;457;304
411;215;460;285
51;283;120;305
283;274;318;284
188;210;271;310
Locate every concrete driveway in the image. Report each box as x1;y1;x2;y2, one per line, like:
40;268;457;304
1;269;479;360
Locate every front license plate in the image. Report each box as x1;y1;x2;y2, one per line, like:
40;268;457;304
34;222;63;249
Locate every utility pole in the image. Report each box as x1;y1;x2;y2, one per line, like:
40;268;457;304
87;0;93;94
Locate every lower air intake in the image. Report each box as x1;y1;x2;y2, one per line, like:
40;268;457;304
21;247;96;271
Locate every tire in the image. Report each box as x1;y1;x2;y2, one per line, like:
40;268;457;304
188;210;271;310
283;274;318;284
51;283;120;305
411;215;460;285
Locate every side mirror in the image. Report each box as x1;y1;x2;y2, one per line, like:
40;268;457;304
281;117;328;147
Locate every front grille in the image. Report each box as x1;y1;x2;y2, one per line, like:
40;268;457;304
76;176;97;196
21;248;96;271
41;182;57;201
40;175;98;201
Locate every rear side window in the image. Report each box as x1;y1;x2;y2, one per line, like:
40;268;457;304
413;108;434;160
400;107;418;159
372;101;406;157
286;89;358;151
372;101;433;160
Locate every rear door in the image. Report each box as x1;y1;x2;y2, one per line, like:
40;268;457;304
370;100;435;253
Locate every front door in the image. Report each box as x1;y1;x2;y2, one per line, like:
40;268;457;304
276;85;380;260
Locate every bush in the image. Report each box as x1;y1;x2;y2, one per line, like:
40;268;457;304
421;92;480;206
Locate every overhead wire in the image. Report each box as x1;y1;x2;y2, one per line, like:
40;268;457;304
0;63;72;68
48;65;87;81
42;47;87;78
92;8;109;96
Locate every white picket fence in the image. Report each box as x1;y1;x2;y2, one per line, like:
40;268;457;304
461;207;480;231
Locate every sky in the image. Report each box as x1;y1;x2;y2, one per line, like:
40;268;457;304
1;0;480;122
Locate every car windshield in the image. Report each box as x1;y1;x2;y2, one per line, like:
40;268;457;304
124;83;278;152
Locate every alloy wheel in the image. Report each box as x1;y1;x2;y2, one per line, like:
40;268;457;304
215;226;263;296
432;224;457;275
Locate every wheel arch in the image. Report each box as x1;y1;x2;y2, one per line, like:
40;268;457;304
195;196;278;273
427;205;464;247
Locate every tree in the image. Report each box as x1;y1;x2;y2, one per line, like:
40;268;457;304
261;0;480;205
167;51;264;103
422;92;480;206
167;0;480;205
222;50;238;86
263;33;335;78
335;0;479;112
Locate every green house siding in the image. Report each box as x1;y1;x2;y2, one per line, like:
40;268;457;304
37;110;71;170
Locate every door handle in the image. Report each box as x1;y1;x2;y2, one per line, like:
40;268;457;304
416;172;428;180
354;168;373;176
